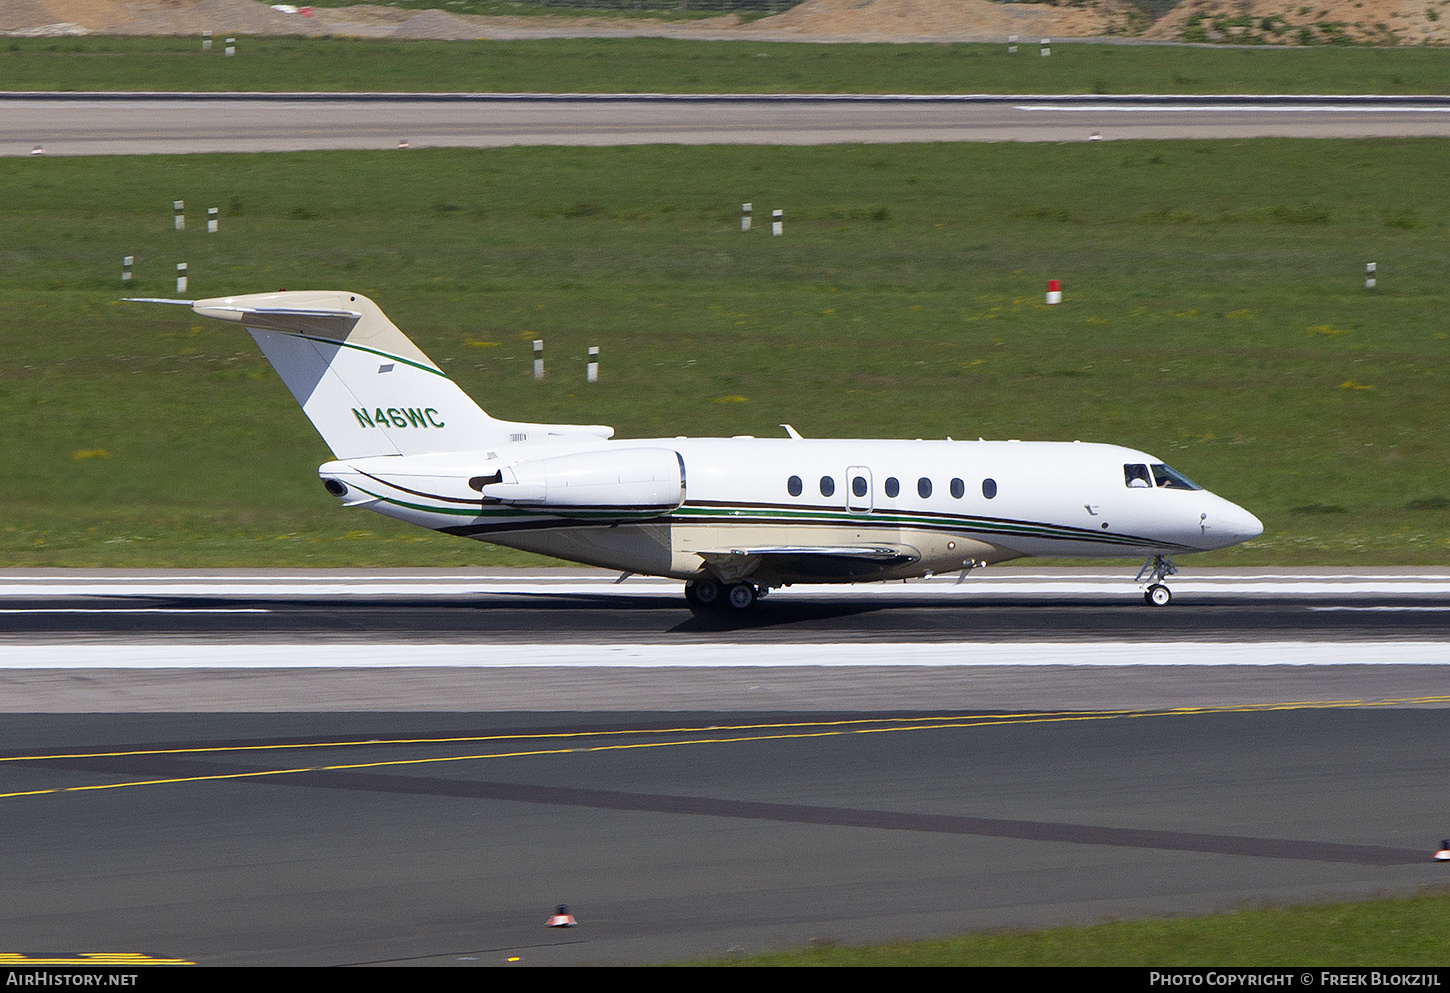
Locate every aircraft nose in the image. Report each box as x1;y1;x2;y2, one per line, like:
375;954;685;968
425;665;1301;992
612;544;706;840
1219;502;1263;545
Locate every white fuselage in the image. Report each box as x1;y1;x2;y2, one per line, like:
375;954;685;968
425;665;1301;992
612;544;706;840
319;436;1262;585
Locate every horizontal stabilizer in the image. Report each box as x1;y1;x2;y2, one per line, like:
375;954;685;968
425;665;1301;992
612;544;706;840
127;289;616;460
192;303;362;338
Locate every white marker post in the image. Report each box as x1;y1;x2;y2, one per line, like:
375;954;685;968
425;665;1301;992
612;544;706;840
1041;38;1051;57
1008;34;1017;54
225;38;236;57
202;31;212;51
122;256;133;283
207;207;218;233
176;263;188;294
1366;262;1376;289
741;203;752;232
587;346;599;383
1046;279;1062;305
533;339;544;380
772;209;783;237
173;200;184;231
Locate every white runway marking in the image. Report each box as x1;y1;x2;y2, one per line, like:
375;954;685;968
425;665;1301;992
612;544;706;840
4;573;1450;599
1015;105;1450;113
2;642;1447;669
1311;606;1450;612
0;608;270;615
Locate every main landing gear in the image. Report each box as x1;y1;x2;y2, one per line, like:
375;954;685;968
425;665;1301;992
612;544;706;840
684;577;768;611
1136;554;1178;606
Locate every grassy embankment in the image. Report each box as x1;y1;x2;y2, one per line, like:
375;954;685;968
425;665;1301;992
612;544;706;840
2;141;1447;566
5;35;1450;94
689;889;1450;965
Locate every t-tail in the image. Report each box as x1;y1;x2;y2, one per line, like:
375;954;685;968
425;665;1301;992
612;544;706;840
128;291;612;458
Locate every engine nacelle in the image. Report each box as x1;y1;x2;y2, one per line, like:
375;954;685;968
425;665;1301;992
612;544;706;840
472;448;686;516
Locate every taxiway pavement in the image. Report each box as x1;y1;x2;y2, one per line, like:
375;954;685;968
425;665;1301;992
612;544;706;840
0;705;1445;965
5;93;1450;155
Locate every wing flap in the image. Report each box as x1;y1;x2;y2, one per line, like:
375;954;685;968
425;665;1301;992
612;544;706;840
696;544;920;583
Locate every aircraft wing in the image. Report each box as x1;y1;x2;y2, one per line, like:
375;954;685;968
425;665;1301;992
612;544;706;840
696;544;919;583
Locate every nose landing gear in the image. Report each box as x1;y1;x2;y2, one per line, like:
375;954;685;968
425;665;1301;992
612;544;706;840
1136;554;1178;606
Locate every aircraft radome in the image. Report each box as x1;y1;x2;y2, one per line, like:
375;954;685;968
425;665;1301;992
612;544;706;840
129;291;1263;610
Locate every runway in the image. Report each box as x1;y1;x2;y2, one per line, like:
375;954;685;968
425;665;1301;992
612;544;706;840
2;568;1448;712
3;569;1447;963
6;93;1450;155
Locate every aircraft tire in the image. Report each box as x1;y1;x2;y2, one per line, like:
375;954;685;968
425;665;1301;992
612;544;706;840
688;578;722;607
726;583;756;610
1145;584;1172;606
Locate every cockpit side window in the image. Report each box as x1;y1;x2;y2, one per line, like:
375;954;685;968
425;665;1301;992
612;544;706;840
1124;464;1152;488
1152;463;1202;491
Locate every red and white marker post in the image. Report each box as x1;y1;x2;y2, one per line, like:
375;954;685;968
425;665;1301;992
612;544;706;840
1046;279;1062;305
546;905;577;927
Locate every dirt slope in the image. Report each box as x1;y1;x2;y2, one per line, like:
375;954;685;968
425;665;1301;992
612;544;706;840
4;0;1446;44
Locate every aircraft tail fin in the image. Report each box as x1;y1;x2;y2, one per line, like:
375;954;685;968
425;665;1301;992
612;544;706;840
185;290;501;459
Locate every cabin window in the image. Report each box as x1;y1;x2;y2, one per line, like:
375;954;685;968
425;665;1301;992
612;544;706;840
917;477;932;499
950;477;965;499
884;477;899;498
1152;463;1202;491
787;475;803;497
819;476;835;498
852;475;868;498
1124;464;1152;488
982;478;997;499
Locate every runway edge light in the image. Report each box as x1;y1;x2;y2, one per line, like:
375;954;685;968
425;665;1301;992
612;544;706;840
546;905;577;927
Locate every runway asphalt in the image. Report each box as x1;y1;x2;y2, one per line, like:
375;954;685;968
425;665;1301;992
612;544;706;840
2;570;1447;963
2;568;1447;712
6;93;1450;155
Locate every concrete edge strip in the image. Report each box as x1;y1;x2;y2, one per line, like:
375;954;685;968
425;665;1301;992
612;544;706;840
2;641;1448;668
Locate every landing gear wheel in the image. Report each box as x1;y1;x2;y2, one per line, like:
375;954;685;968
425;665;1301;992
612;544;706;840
726;583;757;610
1145;584;1171;607
688;578;721;607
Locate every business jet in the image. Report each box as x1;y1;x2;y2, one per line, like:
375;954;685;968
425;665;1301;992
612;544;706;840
129;290;1262;609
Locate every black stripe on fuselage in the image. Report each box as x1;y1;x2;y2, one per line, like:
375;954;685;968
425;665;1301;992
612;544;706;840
438;505;1196;552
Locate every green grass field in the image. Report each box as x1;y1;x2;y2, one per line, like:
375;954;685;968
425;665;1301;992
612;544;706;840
2;138;1448;567
690;889;1450;965
5;36;1450;94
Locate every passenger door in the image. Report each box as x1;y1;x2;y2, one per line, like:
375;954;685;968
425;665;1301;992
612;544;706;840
846;466;873;513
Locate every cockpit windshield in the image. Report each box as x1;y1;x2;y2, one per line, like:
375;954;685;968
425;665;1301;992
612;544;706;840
1151;463;1202;491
